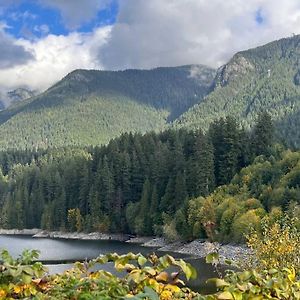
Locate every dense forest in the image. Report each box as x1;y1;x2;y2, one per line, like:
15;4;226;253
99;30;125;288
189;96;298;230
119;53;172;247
0;65;215;149
0;113;275;240
0;96;168;149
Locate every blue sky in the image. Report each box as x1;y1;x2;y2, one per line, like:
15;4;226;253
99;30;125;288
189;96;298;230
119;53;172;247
0;0;299;96
3;0;118;38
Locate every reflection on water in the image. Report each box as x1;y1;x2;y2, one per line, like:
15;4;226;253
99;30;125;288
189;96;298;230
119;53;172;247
0;235;221;293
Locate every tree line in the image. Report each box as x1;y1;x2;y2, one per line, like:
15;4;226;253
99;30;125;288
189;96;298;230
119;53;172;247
0;113;274;237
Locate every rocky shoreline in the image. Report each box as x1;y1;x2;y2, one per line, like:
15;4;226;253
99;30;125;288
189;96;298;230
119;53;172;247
140;237;251;264
0;229;250;263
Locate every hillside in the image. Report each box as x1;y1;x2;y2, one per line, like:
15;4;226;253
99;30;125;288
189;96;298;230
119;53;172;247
0;65;215;149
174;35;300;148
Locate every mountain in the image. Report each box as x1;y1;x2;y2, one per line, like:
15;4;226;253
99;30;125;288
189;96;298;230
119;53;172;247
0;100;4;111
0;88;36;109
7;88;36;106
0;65;215;149
174;35;300;148
3;35;300;151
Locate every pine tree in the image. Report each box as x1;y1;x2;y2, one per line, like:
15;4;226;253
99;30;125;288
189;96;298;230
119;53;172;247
78;165;90;216
149;184;160;226
251;112;274;157
99;156;115;213
135;178;152;235
192;132;215;196
174;171;188;207
160;177;175;214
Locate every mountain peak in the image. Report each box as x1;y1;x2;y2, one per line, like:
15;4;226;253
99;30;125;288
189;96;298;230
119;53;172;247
174;34;300;148
215;54;255;87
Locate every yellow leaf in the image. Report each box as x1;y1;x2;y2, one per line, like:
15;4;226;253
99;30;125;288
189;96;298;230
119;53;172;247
218;291;234;299
164;284;180;293
13;285;22;294
156;271;169;282
160;290;173;300
0;289;7;298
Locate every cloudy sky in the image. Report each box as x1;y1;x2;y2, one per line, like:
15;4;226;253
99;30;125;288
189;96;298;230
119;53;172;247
0;0;300;94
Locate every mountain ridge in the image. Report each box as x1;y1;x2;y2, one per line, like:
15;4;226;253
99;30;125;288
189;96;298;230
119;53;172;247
174;34;300;147
0;64;215;149
1;34;300;149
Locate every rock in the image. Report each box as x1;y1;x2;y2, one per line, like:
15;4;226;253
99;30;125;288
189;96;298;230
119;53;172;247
158;241;184;252
126;236;153;244
157;240;252;264
0;228;41;235
142;237;168;248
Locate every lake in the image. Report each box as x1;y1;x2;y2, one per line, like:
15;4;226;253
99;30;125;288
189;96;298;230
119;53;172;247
0;235;220;292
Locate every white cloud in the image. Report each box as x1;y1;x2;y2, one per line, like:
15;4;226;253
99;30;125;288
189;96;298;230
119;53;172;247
39;0;112;29
0;26;111;92
33;24;50;35
100;0;300;70
2;0;300;95
0;25;34;69
9;10;37;22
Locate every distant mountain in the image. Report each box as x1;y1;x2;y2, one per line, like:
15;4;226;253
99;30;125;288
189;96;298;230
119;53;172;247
0;100;4;111
7;88;36;106
174;35;300;147
0;88;36;109
0;65;215;149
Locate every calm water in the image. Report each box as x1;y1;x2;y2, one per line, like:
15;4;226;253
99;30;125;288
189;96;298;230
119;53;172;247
0;235;220;292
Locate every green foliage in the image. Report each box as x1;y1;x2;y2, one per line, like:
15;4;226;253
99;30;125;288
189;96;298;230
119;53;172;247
0;251;199;299
185;148;300;243
1;249;300;299
204;267;300;299
0;249;47;299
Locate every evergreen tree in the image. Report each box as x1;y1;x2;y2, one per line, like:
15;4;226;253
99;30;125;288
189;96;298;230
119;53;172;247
251;112;274;157
135;178;152;235
192;132;215;196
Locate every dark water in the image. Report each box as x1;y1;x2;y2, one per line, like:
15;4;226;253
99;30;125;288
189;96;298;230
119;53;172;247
0;235;220;292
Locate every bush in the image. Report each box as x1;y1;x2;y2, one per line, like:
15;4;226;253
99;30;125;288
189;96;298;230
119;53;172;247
246;213;300;270
1;248;300;299
0;250;198;300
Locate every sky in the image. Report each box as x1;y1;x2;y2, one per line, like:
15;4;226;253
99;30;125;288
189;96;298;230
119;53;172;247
0;0;300;94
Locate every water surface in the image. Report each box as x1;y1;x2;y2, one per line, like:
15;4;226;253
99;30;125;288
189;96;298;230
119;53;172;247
0;235;220;292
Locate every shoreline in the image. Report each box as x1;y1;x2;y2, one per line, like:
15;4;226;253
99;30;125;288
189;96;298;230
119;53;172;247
0;229;250;263
0;228;130;242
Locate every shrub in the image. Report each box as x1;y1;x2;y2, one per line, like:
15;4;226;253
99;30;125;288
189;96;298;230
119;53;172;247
246;213;300;270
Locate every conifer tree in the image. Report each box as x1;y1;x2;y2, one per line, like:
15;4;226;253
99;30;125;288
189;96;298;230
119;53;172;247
251;112;274;157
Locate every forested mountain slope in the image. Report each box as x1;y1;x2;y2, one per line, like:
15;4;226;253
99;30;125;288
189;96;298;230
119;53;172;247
174;35;300;148
0;65;215;149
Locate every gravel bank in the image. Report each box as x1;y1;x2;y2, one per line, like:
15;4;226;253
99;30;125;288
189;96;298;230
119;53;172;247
141;238;251;264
